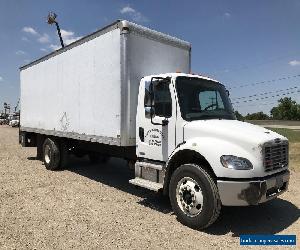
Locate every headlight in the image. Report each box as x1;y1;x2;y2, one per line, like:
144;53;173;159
220;155;253;170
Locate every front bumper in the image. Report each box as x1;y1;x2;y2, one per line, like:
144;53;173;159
217;170;290;206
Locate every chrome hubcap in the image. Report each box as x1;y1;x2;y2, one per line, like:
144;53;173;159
176;177;203;217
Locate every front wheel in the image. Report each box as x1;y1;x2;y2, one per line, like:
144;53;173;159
169;164;221;229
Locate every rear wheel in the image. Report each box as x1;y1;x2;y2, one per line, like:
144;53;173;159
169;164;221;229
42;138;61;170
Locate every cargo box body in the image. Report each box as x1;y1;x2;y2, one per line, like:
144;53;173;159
20;20;191;146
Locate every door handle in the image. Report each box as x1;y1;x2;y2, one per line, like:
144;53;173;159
139;127;144;142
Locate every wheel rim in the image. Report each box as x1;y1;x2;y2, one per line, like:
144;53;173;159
44;145;51;164
176;177;203;217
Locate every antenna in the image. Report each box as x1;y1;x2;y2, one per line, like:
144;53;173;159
47;12;64;48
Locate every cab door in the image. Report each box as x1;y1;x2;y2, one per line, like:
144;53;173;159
136;77;176;162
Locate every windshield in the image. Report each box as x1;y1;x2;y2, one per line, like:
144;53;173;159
176;77;235;121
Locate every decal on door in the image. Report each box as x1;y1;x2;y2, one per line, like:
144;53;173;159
145;128;164;147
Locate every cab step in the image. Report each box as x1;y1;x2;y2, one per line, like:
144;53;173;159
129;177;163;192
135;161;163;170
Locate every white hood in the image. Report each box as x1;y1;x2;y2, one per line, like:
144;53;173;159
183;119;287;146
182;119;288;178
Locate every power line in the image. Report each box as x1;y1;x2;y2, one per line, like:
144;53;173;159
231;88;300;104
231;86;299;100
232;90;300;107
227;74;300;90
234;101;278;108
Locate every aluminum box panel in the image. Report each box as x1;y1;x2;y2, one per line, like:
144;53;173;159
21;29;121;142
20;20;191;147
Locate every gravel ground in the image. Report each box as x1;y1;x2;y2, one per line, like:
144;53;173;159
0;126;299;249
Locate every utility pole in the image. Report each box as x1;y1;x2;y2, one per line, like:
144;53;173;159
47;12;64;48
3;102;8;115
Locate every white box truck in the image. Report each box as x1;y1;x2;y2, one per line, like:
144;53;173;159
20;20;290;229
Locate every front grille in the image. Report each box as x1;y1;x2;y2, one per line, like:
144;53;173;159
263;141;289;172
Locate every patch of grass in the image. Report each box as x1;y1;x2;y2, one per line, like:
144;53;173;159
290;143;300;172
266;128;300;143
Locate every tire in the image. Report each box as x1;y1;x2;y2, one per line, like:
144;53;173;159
88;153;109;164
42;138;61;170
169;164;221;229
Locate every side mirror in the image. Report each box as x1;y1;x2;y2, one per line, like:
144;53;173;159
145;106;155;119
148;76;171;126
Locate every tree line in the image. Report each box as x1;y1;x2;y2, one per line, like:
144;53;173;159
235;97;300;121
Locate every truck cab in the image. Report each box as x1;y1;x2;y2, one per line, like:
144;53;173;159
131;73;289;228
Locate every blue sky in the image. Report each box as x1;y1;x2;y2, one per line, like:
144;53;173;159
0;0;300;115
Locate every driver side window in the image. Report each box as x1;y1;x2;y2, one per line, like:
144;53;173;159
144;81;172;118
